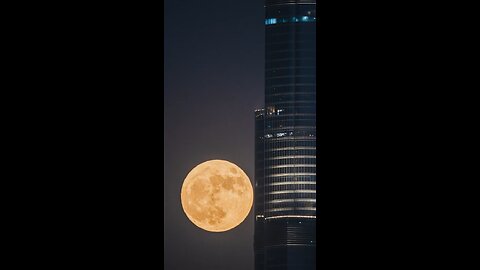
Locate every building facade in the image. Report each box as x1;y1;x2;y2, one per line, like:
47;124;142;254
254;0;316;269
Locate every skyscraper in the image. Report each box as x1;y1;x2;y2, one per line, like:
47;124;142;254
254;0;316;269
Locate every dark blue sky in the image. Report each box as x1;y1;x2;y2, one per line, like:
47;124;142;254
164;1;264;269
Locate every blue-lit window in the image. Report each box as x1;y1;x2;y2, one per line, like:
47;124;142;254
265;18;277;25
265;16;316;25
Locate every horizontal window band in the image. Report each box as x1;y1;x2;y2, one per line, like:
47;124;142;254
265;64;315;68
264;155;316;159
265;180;316;185
266;90;316;94
267;39;315;45
264;215;316;220
266;25;316;31
265;16;316;25
266;151;316;156
256;185;317;189
263;138;316;143
263;106;316;110
261;143;316;148
265;99;316;102
259;139;316;144
258;136;316;141
258;113;316;117
264;119;315;123
266;54;316;60
264;117;316;121
265;80;316;84
263;134;315;139
264;99;316;104
266;82;316;86
266;164;316;169
266;80;316;85
264;161;316;165
266;49;316;54
263;102;316;106
264;125;315;130
264;131;316;136
266;35;316;41
267;37;315;43
266;169;316;173
265;72;317;76
266;170;316;175
265;175;317;179
260;120;317;125
263;136;315;141
265;67;316;71
266;29;316;34
264;134;315;139
266;47;316;53
266;199;316;204
266;84;316;88
265;156;317;160
261;173;316;178
266;48;316;52
265;66;316;71
258;174;316;180
265;85;316;90
266;54;316;59
266;38;316;44
266;91;316;95
264;153;316;157
265;53;317;59
258;187;316;191
266;37;315;43
266;57;315;62
265;65;316;70
266;44;316;50
265;71;316;75
262;121;316;126
266;207;316;212
263;135;316;140
263;244;316;248
265;91;317;95
265;99;317;102
266;190;316;195
266;75;316;80
264;141;317;146
268;148;312;154
258;181;316;186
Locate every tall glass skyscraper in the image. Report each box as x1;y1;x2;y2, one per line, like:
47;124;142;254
254;0;316;269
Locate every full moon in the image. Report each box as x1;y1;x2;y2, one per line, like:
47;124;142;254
181;160;253;232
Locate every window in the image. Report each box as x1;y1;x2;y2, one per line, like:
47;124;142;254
265;16;316;26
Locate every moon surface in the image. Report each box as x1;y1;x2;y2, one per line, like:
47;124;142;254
181;160;253;232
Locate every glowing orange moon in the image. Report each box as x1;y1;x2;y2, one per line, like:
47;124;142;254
181;160;253;232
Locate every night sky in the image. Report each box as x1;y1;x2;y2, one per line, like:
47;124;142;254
164;0;264;269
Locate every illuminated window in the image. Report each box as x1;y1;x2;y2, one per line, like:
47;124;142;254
265;16;316;25
265;18;277;25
